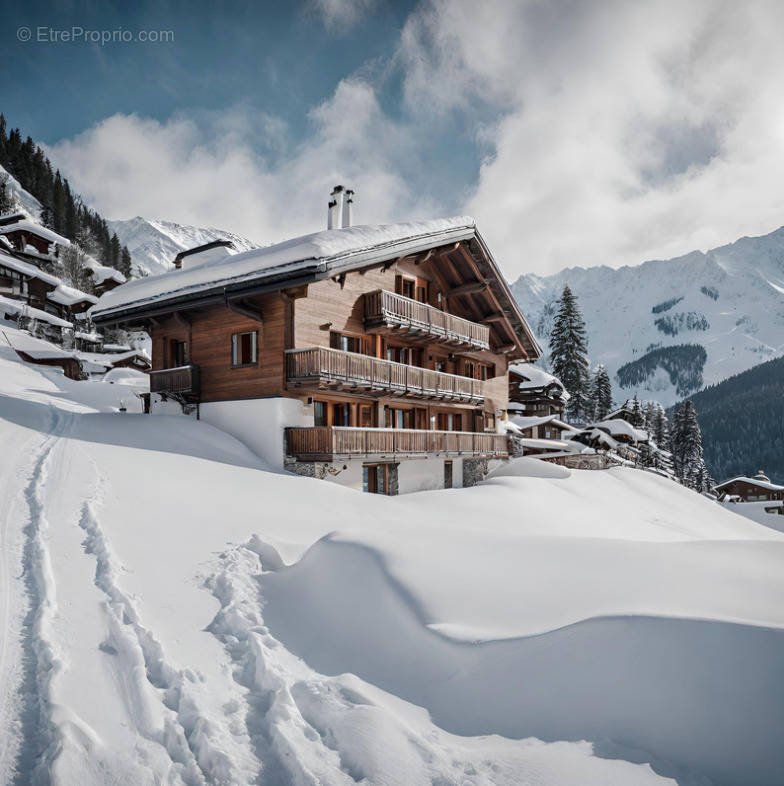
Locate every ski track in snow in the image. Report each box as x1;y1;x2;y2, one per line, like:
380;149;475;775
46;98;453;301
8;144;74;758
8;407;71;785
75;457;259;786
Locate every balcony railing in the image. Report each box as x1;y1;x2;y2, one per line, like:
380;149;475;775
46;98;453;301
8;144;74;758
363;289;490;350
149;364;201;398
286;426;508;461
286;347;483;404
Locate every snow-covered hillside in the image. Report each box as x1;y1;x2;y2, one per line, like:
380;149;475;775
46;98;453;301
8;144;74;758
2;320;784;785
0;164;43;219
108;216;259;276
512;227;784;406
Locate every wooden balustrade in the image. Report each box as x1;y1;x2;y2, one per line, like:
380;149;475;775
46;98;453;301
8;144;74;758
286;347;484;404
149;364;201;397
285;426;509;460
363;289;490;350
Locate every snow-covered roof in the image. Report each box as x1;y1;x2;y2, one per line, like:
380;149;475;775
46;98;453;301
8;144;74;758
2;328;77;360
74;330;102;343
0;219;71;247
515;437;576;451
93;218;475;317
0;249;61;286
48;284;99;307
77;349;150;368
0;294;73;329
102;343;133;353
510;414;579;432
88;264;126;285
509;362;569;400
590;418;648;443
91;217;540;358
715;476;784;492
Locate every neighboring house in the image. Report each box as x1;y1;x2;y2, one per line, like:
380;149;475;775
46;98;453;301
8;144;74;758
508;362;568;417
0;214;70;265
0;247;60;311
78;348;151;377
506;413;582;457
715;472;784;504
91;206;541;494
2;329;82;380
47;283;99;319
86;264;126;296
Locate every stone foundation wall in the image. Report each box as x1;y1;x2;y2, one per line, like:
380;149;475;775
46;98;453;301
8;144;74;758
462;458;489;487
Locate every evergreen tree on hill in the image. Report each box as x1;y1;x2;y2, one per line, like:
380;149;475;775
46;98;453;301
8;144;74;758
0;113;134;276
670;400;708;490
589;364;613;421
550;284;591;422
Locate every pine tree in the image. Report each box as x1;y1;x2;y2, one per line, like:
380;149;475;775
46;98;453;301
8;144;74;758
589;364;612;421
625;394;645;427
550;284;590;422
109;233;121;268
670;400;708;489
119;246;132;277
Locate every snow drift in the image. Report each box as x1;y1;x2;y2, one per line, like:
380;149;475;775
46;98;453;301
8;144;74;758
1;321;783;785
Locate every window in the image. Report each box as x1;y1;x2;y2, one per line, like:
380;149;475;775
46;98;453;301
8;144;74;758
386;345;420;366
479;364;489;381
314;400;327;426
437;412;461;431
231;331;257;367
415;284;428;303
330;331;372;355
358;404;375;427
464;360;476;379
433;357;447;373
171;339;189;367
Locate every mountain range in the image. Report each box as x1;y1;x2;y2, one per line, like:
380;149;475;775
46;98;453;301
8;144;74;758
511;227;784;406
107;216;258;276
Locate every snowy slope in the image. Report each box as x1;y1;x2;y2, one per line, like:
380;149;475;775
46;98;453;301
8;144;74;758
108;216;259;276
512;226;784;406
1;321;784;785
0;164;43;219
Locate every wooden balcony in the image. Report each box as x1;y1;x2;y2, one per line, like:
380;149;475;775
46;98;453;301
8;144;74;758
363;289;490;351
286;426;508;461
149;364;201;398
286;347;483;404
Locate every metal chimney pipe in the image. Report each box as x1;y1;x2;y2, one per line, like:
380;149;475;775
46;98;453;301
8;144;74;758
328;185;344;229
342;189;354;228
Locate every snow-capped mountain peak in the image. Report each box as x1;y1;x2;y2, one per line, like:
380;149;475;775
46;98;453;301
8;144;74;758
511;225;784;406
108;216;259;276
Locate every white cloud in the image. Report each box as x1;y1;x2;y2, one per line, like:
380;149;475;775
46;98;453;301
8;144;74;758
308;0;377;33
398;0;784;276
48;80;439;247
50;1;784;280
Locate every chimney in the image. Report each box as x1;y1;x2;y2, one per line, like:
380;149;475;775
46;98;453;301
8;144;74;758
342;188;354;228
328;185;344;229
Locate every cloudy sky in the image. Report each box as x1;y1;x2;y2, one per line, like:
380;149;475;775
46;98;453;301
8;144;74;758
4;0;784;279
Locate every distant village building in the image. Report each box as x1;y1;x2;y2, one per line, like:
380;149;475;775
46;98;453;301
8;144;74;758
0;213;69;265
0;212;129;370
508;362;568;417
91;195;541;494
715;472;784;513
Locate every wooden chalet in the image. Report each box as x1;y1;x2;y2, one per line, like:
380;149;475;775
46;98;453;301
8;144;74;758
508;362;568;417
91;203;541;494
715;472;784;504
0;214;70;265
